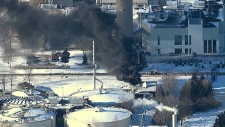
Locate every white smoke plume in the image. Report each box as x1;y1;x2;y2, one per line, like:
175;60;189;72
133;98;178;114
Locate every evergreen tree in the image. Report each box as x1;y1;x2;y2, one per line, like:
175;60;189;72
82;54;88;65
214;111;225;127
156;85;165;102
179;74;221;124
61;47;70;63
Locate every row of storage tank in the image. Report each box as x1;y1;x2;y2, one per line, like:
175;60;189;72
0;88;134;127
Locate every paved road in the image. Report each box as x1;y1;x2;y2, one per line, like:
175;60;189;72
0;72;224;76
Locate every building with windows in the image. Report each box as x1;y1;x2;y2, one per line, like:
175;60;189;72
142;18;222;55
99;0;151;8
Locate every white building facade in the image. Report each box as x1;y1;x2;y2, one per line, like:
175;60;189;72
142;19;221;55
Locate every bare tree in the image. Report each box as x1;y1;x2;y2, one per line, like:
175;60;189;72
9;68;16;92
24;67;34;84
152;110;173;126
0;74;6;93
160;73;178;97
0;17;16;69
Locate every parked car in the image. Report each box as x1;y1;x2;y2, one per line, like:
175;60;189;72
169;52;177;56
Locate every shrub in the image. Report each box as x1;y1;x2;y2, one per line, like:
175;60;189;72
152;110;173;126
193;52;197;57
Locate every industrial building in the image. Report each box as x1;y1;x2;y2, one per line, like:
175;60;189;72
137;0;224;55
99;0;224;55
142;18;223;55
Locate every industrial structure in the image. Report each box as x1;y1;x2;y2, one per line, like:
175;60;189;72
0;92;56;127
0;107;56;127
71;89;134;110
142;18;222;55
100;0;224;55
116;0;133;37
64;107;132;127
137;0;224;55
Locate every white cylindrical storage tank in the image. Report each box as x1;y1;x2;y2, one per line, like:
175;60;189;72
116;0;133;37
64;107;132;127
0;108;56;127
71;90;134;110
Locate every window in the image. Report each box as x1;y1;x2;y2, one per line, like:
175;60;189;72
208;40;212;53
175;48;182;54
189;48;192;54
189;35;191;45
175;35;182;45
158;49;160;54
213;40;216;53
158;36;160;45
204;40;207;53
185;48;188;54
185;35;188;45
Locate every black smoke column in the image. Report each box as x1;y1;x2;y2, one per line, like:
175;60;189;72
0;0;143;85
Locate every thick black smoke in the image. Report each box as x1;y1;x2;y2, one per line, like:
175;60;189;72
0;0;142;85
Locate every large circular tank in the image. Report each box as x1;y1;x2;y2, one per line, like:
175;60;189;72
71;89;134;110
0;92;44;108
0;107;56;127
116;0;133;36
47;97;84;127
64;107;132;127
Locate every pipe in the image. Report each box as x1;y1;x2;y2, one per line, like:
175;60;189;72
95;78;103;94
172;113;177;127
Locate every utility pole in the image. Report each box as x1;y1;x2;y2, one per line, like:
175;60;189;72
93;41;96;90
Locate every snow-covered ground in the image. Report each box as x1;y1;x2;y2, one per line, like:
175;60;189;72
0;49;224;126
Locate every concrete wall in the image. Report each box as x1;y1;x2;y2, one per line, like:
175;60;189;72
149;28;187;40
65;115;131;127
145;27;188;54
188;19;203;54
219;21;224;53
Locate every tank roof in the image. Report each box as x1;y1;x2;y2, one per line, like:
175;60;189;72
72;89;134;106
0;107;55;123
66;107;131;122
12;91;28;97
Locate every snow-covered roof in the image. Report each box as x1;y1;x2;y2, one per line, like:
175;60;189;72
39;4;58;9
66;107;131;122
136;86;156;93
12;91;28;97
0;107;55;123
72;89;134;106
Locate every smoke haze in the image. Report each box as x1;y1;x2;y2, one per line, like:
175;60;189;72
133;98;178;114
0;0;142;85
